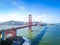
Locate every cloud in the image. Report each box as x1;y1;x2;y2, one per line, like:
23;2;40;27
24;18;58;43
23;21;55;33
37;15;60;23
0;13;60;23
0;13;28;22
12;1;25;10
19;6;24;10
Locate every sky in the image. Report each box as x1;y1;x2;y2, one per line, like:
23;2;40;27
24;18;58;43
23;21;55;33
0;0;60;23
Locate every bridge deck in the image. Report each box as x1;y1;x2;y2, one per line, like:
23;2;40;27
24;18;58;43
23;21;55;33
0;25;33;32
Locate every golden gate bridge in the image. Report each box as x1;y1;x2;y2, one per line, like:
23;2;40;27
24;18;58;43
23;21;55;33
0;14;43;40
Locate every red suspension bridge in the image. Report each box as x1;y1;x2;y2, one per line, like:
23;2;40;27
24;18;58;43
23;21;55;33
0;14;42;40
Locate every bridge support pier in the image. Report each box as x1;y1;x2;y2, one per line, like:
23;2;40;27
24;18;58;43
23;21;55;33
0;29;17;40
4;29;16;38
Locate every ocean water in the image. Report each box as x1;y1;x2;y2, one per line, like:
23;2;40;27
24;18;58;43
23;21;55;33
0;24;60;45
39;25;60;45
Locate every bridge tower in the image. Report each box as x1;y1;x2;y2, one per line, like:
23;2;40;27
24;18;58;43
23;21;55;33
28;14;33;39
28;14;32;31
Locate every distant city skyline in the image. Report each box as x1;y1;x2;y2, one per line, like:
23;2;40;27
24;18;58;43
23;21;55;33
0;0;60;23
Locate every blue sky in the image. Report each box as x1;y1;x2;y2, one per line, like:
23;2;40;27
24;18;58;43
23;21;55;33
0;0;60;23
